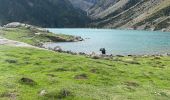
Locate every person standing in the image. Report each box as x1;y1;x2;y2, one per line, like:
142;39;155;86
100;48;106;55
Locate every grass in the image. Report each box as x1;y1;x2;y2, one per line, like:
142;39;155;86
0;45;169;100
0;27;77;46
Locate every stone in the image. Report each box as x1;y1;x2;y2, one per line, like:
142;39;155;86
39;90;47;96
79;52;86;55
4;22;22;28
20;77;36;85
74;36;83;41
53;46;62;52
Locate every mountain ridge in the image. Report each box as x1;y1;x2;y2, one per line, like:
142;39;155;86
0;0;90;28
0;0;169;31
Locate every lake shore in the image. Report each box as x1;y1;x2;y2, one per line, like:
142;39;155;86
1;23;170;58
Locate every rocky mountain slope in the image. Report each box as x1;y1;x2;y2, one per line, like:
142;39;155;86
0;0;89;28
70;0;170;31
88;0;120;18
89;0;170;31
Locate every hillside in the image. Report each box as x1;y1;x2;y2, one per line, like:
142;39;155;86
89;0;170;31
0;0;89;28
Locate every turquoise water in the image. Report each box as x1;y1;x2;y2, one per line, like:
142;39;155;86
46;28;170;55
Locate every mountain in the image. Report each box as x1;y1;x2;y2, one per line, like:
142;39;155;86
69;0;170;31
0;0;90;28
0;0;169;30
89;0;170;31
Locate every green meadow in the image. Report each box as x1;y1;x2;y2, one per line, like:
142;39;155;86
0;46;169;100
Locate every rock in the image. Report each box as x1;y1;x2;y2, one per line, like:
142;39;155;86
78;52;86;55
39;90;47;96
90;52;100;59
0;26;3;29
74;36;83;41
91;55;100;59
116;55;124;57
3;22;49;33
53;46;62;52
5;59;17;63
90;68;97;73
123;81;139;87
85;37;90;39
74;74;88;79
57;89;73;99
66;50;72;54
167;53;170;56
162;28;167;32
65;50;77;55
153;56;161;59
37;28;49;33
4;22;24;28
35;32;41;35
70;52;77;55
103;57;111;60
150;27;155;31
20;77;36;85
46;74;56;77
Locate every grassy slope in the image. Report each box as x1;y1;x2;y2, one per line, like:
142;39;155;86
0;27;76;46
0;46;169;100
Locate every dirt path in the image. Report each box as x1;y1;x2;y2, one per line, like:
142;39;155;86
0;36;35;47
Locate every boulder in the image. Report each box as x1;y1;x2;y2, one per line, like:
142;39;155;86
4;22;23;28
20;77;36;85
78;52;86;55
39;90;47;96
53;46;62;52
74;36;83;41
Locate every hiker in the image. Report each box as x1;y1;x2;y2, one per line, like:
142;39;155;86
100;48;106;55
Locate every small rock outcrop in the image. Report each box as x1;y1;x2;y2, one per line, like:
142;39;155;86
53;46;62;52
3;22;24;28
20;77;36;86
3;22;48;32
39;90;47;96
74;36;84;41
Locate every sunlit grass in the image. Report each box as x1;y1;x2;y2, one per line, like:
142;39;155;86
0;46;169;100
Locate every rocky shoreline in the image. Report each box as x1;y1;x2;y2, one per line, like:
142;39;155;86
39;45;170;60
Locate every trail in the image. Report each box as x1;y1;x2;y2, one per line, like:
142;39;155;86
0;36;35;47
